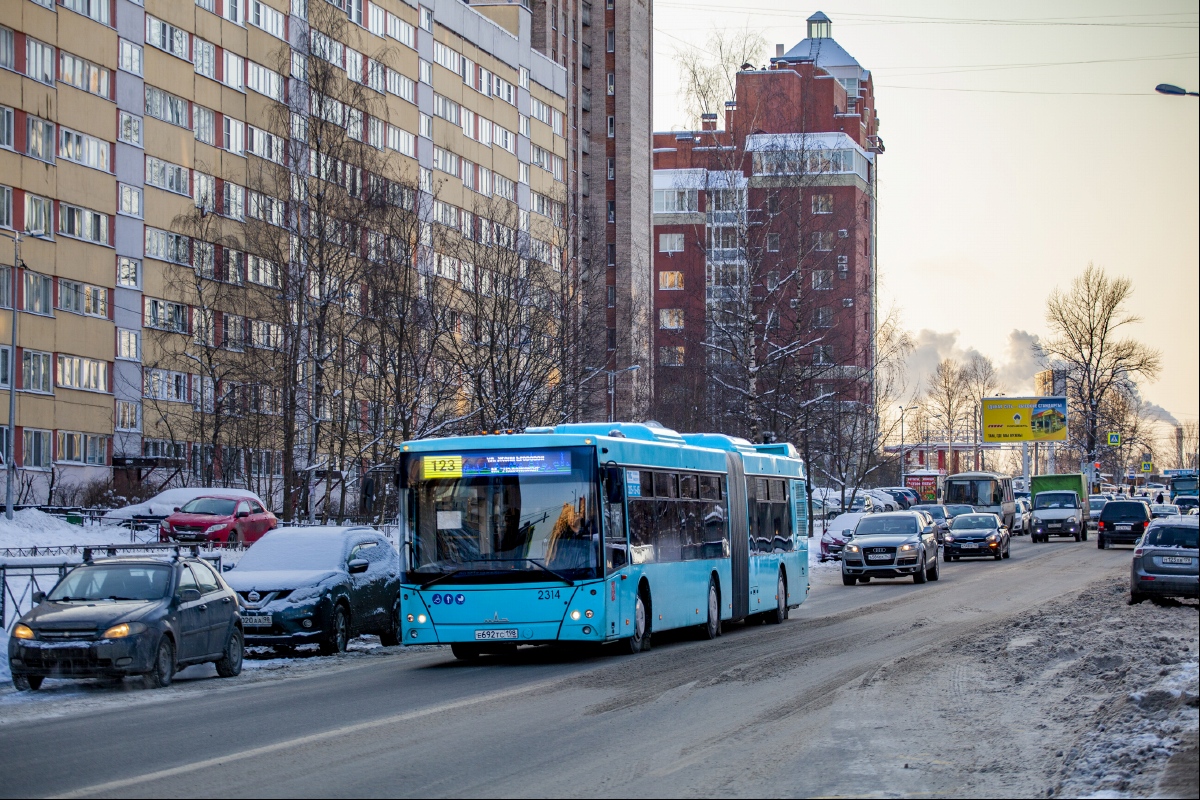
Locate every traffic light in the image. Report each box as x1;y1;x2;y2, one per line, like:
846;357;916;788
1094;462;1101;469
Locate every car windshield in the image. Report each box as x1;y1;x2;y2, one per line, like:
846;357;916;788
911;505;946;520
1143;526;1198;549
855;516;918;535
1035;493;1078;510
48;564;172;601
946;505;975;517
951;515;997;530
1151;505;1179;514
402;447;601;582
237;534;346;571
945;478;1004;506
1090;499;1106;510
179;498;238;516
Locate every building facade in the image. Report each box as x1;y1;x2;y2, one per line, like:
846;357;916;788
0;0;568;509
650;12;881;440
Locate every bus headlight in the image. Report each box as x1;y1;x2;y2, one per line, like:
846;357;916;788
570;610;581;621
417;614;427;624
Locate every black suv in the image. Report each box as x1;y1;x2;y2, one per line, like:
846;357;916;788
1097;500;1152;549
8;555;244;691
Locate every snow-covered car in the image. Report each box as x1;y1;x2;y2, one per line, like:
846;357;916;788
864;490;900;512
226;527;401;654
820;512;865;561
102;487;266;526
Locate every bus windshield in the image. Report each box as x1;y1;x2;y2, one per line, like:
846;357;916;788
944;479;1003;507
402;447;601;583
1171;478;1197;495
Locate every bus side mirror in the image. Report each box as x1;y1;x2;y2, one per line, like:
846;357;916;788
604;466;624;504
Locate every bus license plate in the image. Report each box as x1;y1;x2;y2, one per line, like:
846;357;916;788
474;629;518;641
242;614;272;627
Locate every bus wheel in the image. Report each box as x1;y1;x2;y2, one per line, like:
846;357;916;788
767;572;787;624
703;578;720;640
451;644;480;661
624;589;650;654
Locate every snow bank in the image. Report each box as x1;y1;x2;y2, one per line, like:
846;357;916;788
0;510;118;550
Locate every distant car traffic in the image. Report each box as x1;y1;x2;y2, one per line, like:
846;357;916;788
1097;500;1153;549
1012;497;1031;535
226;527;401;654
1087;496;1108;529
159;495;278;546
944;504;975;522
1176;496;1199;514
1150;504;1181;519
944;513;1011;561
840;511;940;585
820;512;865;561
1030;490;1086;543
8;555;244;691
909;504;951;543
1129;517;1198;604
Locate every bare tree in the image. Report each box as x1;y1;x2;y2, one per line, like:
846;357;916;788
922;358;970;472
963;353;1001;469
674;30;768;127
1039;263;1162;482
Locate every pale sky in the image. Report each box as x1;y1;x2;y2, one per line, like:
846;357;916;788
651;0;1199;426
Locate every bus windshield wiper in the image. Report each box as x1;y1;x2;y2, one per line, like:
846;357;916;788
417;570;464;589
526;559;574;586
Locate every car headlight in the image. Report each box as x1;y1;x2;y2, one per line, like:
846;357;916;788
986;533;998;542
160;521;173;532
899;543;916;552
844;544;860;553
944;535;954;542
204;523;228;534
103;622;148;639
12;624;34;640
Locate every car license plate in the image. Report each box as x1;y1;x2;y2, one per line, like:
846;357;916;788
1162;556;1192;565
867;553;890;561
961;543;979;549
1048;523;1060;528
1116;525;1131;531
474;629;518;641
242;613;272;627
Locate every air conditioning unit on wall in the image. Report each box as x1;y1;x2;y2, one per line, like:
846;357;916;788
837;229;849;238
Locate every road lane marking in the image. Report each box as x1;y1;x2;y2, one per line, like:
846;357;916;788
50;677;563;799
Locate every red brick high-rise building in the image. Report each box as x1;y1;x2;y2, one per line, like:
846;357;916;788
650;12;882;442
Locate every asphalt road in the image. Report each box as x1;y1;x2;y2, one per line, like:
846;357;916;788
1;537;1136;799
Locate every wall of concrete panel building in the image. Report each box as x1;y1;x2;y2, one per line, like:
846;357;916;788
0;0;567;506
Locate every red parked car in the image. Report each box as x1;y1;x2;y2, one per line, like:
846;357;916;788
159;496;277;546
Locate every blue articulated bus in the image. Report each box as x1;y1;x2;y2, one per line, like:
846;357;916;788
397;422;809;658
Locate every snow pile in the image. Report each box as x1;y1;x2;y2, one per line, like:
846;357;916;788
0;510;117;550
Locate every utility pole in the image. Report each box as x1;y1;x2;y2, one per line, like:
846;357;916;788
898;404;917;487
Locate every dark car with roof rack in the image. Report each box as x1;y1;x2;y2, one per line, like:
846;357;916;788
8;548;244;691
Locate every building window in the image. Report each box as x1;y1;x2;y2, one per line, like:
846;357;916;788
59;204;110;245
117;257;142;288
146;16;189;60
60;52;111;98
607;73;615;95
117;328;141;360
606;29;615;52
0;106;12;150
659;309;684;330
26;39;55;85
659;346;685;366
118;184;142;218
143;369;189;402
814;345;834;365
57;432;109;465
57;354;109;392
22;350;53;393
0;27;13;71
23;272;53;314
0;185;10;230
223;52;245;90
658;270;684;290
813;231;834;252
145;86;189;127
658;234;684;254
193;106;215;145
606;244;616;266
22;429;52;469
653;190;698;214
607;158;615;180
607;285;616;308
27;117;55;162
194;39;216;79
606;328;616;351
813;306;833;327
607;116;615;138
607;201;616;223
812;193;833;214
25;194;53;237
223;117;245;154
812;270;833;290
419;59;432;85
419;6;433;31
119;39;143;75
60;128;110;171
144;298;189;332
0;345;9;388
116;400;141;432
766;233;780;252
119;112;143;147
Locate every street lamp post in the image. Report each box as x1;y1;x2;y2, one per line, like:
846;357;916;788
898;404;917;487
1;230;23;521
1155;83;1199;97
586;364;640;423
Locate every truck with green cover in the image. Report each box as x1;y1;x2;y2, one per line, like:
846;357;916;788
1029;473;1090;542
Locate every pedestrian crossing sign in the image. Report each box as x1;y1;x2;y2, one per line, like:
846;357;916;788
1107;432;1120;446
1141;461;1152;473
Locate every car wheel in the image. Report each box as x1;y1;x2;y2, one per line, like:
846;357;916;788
451;643;481;660
767;573;787;624
993;546;1003;561
1081;530;1088;541
215;628;244;678
623;588;650;654
12;674;43;691
927;552;940;581
143;637;175;689
1097;536;1106;550
1003;541;1012;558
1129;590;1148;605
1073;531;1081;542
379;604;401;647
319;605;350;655
913;555;928;584
842;573;857;586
